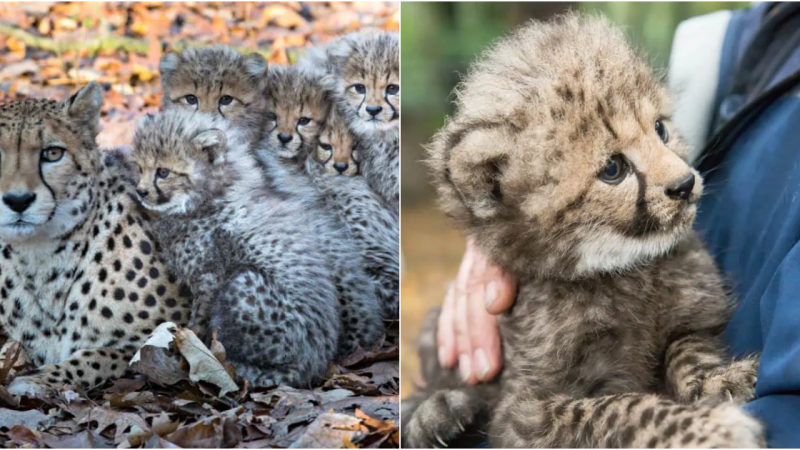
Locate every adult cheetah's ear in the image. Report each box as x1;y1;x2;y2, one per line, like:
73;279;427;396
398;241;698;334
192;129;227;166
64;81;103;137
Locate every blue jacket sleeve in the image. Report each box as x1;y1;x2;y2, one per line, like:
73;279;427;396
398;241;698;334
742;242;800;448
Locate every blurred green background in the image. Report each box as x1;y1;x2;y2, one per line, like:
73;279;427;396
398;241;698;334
400;2;750;397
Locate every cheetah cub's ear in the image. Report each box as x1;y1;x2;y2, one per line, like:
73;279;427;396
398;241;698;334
430;126;512;221
192;129;227;166
242;52;268;79
63;81;103;137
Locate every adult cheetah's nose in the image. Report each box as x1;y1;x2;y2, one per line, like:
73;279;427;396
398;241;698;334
333;162;349;174
136;189;149;199
665;173;696;201
2;192;36;213
366;105;383;117
278;133;293;144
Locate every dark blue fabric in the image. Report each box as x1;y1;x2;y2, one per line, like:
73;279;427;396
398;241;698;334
696;4;800;447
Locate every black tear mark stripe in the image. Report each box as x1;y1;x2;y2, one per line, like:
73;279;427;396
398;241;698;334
626;167;661;237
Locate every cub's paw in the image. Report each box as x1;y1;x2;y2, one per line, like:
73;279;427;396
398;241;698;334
702;357;759;404
402;389;475;448
8;375;54;398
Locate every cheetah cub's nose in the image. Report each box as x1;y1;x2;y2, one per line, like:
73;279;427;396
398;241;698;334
366;105;383;117
333;162;349;174
136;189;149;199
278;133;293;144
665;173;696;201
2;192;36;213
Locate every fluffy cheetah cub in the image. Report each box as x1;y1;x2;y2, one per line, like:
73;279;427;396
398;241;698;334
307;105;400;318
262;66;331;166
298;31;399;140
159;45;269;143
133;110;342;387
403;15;762;448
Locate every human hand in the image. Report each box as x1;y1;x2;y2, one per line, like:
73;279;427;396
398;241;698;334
437;238;517;384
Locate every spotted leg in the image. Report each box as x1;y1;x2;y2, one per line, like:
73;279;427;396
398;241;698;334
491;393;764;448
7;347;133;397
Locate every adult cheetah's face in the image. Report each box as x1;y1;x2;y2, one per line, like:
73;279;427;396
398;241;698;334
340;33;399;136
263;68;330;164
315;108;360;176
429;15;701;279
0;83;102;242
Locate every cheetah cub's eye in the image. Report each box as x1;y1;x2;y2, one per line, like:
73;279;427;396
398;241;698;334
386;84;399;95
41;147;65;163
298;117;312;126
351;84;367;95
218;95;234;106
319;143;332;152
655;119;669;144
184;95;198;106
265;112;277;122
598;154;629;184
156;168;171;179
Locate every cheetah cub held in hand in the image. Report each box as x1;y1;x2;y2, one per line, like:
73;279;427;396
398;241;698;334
298;31;399;140
403;15;762;448
307;105;399;318
0;83;191;397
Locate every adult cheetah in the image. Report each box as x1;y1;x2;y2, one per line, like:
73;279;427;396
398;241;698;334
0;82;191;396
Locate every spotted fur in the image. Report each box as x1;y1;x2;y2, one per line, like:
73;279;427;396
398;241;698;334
298;30;399;140
306;106;399;319
403;15;763;448
0;83;191;397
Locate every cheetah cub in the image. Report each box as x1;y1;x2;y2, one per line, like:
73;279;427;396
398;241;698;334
298;30;399;140
359;131;399;215
307;105;400;318
133;110;382;386
402;15;763;448
159;45;269;144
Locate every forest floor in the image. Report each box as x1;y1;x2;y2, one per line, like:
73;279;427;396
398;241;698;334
0;2;399;448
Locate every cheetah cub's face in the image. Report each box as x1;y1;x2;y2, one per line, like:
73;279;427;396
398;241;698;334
338;32;399;136
263;66;331;163
159;46;268;139
0;82;102;242
133;110;232;215
428;15;701;279
315;106;361;176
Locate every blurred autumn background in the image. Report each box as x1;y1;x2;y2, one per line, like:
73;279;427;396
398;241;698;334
0;2;400;448
400;2;749;396
0;1;399;148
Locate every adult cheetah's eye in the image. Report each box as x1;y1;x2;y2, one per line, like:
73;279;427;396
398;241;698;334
156;168;171;179
218;95;234;106
386;84;399;95
298;117;312;126
184;95;198;106
655;120;669;144
598;154;629;185
319;143;332;152
41;147;65;163
351;84;366;95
